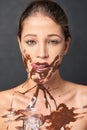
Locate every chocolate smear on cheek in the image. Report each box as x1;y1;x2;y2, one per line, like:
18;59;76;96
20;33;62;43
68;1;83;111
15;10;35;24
23;51;61;84
30;55;61;84
23;53;32;71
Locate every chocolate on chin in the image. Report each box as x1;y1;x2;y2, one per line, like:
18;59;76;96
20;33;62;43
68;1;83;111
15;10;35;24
29;55;61;84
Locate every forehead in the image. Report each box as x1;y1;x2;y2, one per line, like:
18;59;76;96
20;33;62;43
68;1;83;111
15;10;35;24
21;13;63;36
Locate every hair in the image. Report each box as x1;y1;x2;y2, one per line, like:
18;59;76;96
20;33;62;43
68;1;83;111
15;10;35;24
18;0;71;40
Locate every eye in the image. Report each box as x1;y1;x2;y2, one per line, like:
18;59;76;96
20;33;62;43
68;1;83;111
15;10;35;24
48;39;61;45
25;40;36;46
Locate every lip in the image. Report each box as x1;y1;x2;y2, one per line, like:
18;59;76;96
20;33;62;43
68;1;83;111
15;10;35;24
32;62;50;72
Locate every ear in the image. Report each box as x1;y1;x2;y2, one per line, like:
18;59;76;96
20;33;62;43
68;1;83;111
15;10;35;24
64;36;71;55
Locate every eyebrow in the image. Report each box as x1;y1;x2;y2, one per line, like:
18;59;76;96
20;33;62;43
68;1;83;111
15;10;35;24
48;34;63;39
24;34;37;38
24;34;63;39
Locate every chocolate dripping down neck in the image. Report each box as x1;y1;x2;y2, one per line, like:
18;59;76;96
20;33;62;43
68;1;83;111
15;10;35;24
23;54;62;110
27;84;57;111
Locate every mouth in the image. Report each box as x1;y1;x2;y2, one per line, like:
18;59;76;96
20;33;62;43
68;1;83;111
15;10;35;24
32;62;50;72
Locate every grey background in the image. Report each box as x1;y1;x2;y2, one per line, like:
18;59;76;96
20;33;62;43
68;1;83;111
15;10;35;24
0;0;87;91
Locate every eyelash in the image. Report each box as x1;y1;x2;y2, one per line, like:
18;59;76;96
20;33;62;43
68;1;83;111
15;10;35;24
26;40;36;46
25;39;61;46
48;40;60;45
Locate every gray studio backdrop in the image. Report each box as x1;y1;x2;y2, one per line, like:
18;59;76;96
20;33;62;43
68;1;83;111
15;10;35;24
0;0;87;91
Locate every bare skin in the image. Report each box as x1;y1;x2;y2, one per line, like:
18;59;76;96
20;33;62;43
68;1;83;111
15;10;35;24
0;72;87;130
0;13;87;130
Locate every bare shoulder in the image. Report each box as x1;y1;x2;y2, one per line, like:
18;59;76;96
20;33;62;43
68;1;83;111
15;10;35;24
0;89;14;114
75;83;87;105
73;82;87;96
67;81;87;94
0;89;12;103
0;83;24;113
67;81;87;106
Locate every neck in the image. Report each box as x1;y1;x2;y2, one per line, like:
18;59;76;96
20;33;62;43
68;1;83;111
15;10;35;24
25;70;66;94
44;70;64;90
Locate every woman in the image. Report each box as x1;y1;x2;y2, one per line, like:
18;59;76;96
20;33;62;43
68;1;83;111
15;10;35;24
0;0;87;130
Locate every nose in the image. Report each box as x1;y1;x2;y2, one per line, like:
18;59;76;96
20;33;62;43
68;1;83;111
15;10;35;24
36;43;49;59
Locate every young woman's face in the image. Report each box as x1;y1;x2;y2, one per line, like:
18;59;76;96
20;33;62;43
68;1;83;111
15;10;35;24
18;13;70;83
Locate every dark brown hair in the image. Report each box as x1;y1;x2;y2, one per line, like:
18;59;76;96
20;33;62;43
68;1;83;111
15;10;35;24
18;0;71;40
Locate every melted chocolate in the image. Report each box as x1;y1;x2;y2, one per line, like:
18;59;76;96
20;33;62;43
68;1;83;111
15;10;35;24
1;53;87;130
23;54;32;70
23;52;61;84
43;103;77;130
2;87;87;130
2;101;86;130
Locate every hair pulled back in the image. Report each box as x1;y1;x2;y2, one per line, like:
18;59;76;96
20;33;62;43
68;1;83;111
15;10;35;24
18;0;71;40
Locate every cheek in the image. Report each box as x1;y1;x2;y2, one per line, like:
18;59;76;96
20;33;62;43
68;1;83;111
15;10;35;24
57;44;66;53
21;48;32;70
49;45;65;59
21;44;34;58
22;46;36;62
